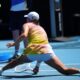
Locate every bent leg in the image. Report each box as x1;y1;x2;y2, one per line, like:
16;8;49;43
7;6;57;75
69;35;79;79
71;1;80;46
33;61;42;74
12;30;20;53
2;55;31;72
44;56;80;75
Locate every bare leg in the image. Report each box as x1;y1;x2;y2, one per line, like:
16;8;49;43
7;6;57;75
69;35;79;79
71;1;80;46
2;55;31;72
13;35;31;72
44;56;80;75
23;37;31;69
12;30;20;55
8;30;20;62
33;61;42;74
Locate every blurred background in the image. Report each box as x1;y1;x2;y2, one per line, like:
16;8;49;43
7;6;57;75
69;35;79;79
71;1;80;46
0;0;80;41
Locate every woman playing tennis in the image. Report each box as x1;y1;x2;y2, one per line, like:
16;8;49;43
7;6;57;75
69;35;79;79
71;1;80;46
0;11;80;75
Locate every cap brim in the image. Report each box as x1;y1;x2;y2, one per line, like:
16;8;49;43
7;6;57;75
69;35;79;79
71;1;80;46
24;15;28;17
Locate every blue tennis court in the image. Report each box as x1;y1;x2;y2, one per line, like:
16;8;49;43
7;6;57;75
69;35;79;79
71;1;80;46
0;36;80;80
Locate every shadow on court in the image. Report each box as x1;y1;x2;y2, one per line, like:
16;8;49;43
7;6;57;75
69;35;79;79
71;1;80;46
2;74;80;79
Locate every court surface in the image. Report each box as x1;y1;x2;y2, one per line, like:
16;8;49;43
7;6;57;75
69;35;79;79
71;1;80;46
0;36;80;80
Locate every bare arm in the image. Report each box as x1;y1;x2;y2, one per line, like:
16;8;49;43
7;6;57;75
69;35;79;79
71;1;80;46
7;24;29;48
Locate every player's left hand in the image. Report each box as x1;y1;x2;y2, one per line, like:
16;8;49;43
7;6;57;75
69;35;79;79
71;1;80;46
6;42;15;48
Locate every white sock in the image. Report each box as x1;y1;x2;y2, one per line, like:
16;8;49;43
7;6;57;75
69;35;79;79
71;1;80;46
36;61;42;67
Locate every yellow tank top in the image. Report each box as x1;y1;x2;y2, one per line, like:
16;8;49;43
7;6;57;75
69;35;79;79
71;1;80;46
23;28;49;55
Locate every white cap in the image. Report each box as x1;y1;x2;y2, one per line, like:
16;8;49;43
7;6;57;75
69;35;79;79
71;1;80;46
24;11;39;21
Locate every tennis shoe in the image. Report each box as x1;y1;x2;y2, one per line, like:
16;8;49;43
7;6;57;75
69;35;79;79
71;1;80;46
33;66;39;75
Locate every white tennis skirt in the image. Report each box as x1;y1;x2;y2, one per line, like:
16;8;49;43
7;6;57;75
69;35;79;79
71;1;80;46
27;44;56;61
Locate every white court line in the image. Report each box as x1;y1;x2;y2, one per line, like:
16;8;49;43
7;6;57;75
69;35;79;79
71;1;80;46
40;63;80;66
39;69;56;72
65;63;80;65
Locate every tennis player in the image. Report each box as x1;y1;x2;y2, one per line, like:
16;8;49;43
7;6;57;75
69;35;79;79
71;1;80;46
0;11;80;75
